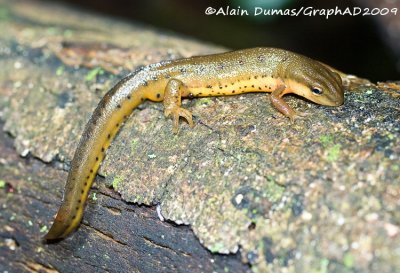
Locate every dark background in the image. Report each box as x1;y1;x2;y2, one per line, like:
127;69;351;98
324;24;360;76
41;0;400;81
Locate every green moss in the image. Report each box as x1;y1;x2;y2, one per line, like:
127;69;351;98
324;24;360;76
130;138;139;153
327;144;341;162
320;134;341;162
63;29;73;38
92;192;97;201
263;177;285;202
40;225;48;233
46;27;58;35
209;242;225;253
0;179;5;188
312;258;329;273
112;175;125;190
85;67;104;82
391;165;399;172
195;97;213;106
56;66;64;76
0;7;9;20
343;253;354;268
320;135;334;147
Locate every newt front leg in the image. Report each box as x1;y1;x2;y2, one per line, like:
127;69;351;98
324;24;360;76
163;79;194;134
270;85;308;121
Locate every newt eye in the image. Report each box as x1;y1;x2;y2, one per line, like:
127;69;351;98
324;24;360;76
312;87;323;95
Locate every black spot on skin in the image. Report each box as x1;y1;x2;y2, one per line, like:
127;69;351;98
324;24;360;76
231;82;234;85
198;92;203;96
217;92;221;95
101;147;105;152
244;86;247;88
188;93;194;99
127;95;131;100
81;190;84;194
78;199;81;203
116;123;119;127
251;85;255;88
96;157;99;161
86;176;90;179
206;85;212;88
84;182;87;186
76;207;79;211
219;86;222;89
124;115;127;119
248;77;251;80
232;90;235;93
254;76;258;79
224;85;227;88
143;81;148;86
156;93;161;99
180;68;186;73
107;134;111;139
72;215;76;219
258;87;262;90
141;98;145;102
239;87;242;89
90;169;93;173
117;104;121;108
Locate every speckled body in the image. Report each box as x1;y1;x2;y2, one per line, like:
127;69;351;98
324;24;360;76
44;47;344;240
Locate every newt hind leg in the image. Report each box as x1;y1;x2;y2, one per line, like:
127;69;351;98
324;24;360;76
270;85;308;122
163;79;194;134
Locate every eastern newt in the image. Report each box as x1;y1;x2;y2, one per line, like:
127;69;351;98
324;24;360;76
44;47;344;240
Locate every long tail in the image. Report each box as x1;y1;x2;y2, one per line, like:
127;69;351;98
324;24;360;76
44;71;146;240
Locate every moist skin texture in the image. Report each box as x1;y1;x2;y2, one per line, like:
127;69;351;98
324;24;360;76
44;47;344;241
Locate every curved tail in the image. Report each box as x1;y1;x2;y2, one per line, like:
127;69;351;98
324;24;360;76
44;72;146;241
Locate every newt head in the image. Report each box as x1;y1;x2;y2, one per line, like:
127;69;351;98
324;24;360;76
283;59;344;107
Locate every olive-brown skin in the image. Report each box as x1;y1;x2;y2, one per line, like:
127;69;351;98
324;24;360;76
44;47;344;240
